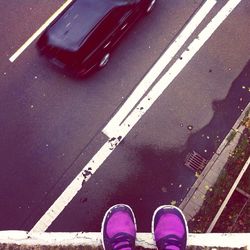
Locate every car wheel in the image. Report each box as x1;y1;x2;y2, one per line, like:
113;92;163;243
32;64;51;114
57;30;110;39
146;0;156;14
99;53;110;68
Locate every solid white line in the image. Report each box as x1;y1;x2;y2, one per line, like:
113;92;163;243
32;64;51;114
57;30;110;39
102;0;217;137
30;0;241;233
115;0;242;138
30;137;122;232
9;0;73;63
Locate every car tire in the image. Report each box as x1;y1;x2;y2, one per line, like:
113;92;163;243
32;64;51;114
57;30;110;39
146;0;156;14
99;53;110;69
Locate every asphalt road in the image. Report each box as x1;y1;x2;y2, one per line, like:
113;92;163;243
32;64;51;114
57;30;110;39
0;0;249;232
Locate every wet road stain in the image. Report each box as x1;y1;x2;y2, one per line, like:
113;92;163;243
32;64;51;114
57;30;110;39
105;144;194;231
185;59;250;158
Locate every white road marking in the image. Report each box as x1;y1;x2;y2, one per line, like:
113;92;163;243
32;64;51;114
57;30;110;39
30;0;241;232
30;138;122;232
9;0;73;63
115;0;242;138
102;0;217;137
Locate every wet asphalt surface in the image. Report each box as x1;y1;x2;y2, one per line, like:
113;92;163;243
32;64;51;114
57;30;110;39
0;0;250;232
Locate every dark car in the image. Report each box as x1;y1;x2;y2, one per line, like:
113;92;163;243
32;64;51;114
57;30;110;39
37;0;156;76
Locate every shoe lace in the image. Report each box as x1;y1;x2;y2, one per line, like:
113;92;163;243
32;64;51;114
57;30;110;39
110;232;135;250
157;234;183;250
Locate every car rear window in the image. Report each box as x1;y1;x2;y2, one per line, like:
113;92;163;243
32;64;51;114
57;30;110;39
81;7;126;56
47;0;118;51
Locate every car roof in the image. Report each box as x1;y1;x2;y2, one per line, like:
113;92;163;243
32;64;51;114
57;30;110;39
47;0;128;51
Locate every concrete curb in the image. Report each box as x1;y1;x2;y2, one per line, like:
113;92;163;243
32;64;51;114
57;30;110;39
0;231;249;249
179;102;250;221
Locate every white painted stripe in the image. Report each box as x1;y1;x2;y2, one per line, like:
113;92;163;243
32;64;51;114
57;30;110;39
31;0;241;233
9;0;73;63
30;137;122;232
207;156;250;233
115;0;242;138
102;0;217;137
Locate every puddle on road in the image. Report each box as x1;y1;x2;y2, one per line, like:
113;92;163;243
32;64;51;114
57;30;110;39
110;143;195;231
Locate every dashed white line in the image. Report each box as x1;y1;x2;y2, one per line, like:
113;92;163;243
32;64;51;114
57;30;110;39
102;0;217;137
9;0;73;63
30;0;241;233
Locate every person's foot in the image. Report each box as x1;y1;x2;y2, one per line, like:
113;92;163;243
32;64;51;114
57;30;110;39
101;204;137;250
152;205;188;250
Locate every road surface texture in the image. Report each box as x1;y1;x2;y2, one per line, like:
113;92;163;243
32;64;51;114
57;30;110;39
0;0;249;233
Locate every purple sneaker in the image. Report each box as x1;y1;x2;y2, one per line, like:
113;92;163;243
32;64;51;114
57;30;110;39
152;205;188;250
101;204;137;250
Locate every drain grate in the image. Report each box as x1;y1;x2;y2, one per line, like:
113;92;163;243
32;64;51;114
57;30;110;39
185;150;208;173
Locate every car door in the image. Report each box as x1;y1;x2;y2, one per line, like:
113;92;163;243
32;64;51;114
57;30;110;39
110;2;142;48
79;13;119;69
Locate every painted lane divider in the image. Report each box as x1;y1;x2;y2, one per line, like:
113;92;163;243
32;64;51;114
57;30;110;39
30;0;241;233
102;0;217;137
30;137;122;233
9;0;73;63
116;0;242;138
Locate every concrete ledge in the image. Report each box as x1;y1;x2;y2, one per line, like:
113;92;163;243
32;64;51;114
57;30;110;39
0;231;249;249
